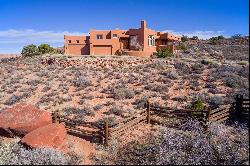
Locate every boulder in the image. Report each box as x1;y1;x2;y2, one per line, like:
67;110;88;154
21;123;67;149
0;103;52;135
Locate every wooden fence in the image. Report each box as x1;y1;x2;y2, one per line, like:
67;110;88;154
234;94;249;124
52;112;102;143
52;110;149;145
103;110;148;145
52;95;249;146
206;105;231;123
147;101;234;127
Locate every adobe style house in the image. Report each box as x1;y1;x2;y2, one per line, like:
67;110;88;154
64;20;181;57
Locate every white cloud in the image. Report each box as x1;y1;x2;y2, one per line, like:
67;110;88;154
0;29;87;44
162;30;227;39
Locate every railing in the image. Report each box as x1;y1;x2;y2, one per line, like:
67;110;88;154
52;95;249;146
103;110;148;145
234;94;249;124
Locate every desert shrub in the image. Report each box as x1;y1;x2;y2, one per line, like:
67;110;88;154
177;43;187;51
38;44;55;55
160;70;179;80
94;117;118;128
181;35;189;42
209;36;225;45
223;74;246;89
26;79;41;86
113;88;135;100
133;96;149;109
191;63;204;74
201;59;213;65
107;105;124;116
42;86;51;92
60;94;72;102
191;99;205;111
191;36;199;40
156;48;173;58
78;99;86;105
21;44;38;57
94;104;104;111
72;76;92;90
36;70;49;77
172;96;187;103
174;61;191;75
0;140;81;165
63;105;94;119
145;83;169;93
4;94;24;106
207;95;225;109
110;120;249;165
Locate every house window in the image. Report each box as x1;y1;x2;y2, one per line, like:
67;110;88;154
162;40;167;45
68;40;71;43
148;35;155;46
130;35;138;46
113;34;118;38
97;35;103;39
76;40;79;43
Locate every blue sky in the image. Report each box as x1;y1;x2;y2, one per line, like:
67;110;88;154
0;0;249;53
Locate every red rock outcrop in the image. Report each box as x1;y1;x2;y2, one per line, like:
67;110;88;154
0;103;52;135
21;123;67;149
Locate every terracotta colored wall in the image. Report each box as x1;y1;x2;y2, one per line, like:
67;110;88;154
64;20;181;56
64;35;89;55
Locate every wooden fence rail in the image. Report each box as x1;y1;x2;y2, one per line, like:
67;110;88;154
52;94;249;146
234;94;249;124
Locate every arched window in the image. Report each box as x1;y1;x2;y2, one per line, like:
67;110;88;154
148;35;155;46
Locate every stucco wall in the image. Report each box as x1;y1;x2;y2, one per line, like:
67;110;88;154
64;20;181;56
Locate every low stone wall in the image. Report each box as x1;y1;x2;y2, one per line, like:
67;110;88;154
41;56;160;68
125;51;153;58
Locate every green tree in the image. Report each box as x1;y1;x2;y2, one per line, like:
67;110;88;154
217;35;225;40
38;44;55;55
191;36;199;40
181;35;189;42
156;48;173;58
21;44;38;57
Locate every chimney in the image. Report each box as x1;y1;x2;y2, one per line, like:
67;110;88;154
141;20;146;29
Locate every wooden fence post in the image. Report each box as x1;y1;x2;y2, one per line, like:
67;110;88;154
147;100;151;124
204;107;211;131
53;111;58;123
104;121;109;146
235;94;243;121
207;107;211;122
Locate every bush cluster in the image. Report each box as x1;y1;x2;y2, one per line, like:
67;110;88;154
156;48;173;58
113;88;135;100
21;44;59;57
106;119;249;165
0;140;81;165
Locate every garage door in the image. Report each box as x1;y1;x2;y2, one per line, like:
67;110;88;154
93;45;112;55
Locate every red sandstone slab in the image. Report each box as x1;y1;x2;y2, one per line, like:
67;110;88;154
0;103;52;135
21;123;67;149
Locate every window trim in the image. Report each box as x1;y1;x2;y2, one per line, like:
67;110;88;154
148;35;155;46
113;34;118;38
97;34;103;39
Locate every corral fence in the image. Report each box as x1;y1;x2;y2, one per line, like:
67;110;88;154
52;112;102;143
232;94;249;125
52;95;249;146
